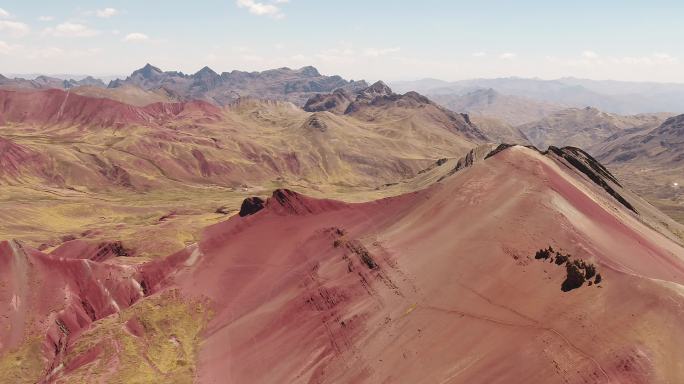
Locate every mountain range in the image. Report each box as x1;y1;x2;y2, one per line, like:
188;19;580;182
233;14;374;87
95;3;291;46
391;77;684;115
1;64;368;107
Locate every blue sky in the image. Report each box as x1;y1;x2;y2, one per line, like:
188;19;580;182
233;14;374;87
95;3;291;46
1;0;683;82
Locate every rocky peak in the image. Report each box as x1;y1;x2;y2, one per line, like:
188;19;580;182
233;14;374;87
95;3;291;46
299;66;321;77
195;66;219;78
132;63;163;79
361;81;393;98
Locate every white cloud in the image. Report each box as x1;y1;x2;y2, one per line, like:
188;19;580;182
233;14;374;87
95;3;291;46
499;52;516;59
363;47;401;57
27;46;64;59
0;20;30;37
0;40;18;54
43;22;99;37
236;0;286;19
0;8;9;18
96;8;119;18
582;50;599;59
472;52;486;57
38;16;54;22
123;32;149;42
25;46;101;60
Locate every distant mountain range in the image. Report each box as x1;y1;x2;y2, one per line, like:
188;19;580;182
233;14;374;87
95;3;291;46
517;107;670;150
107;64;368;106
1;64;368;107
391;77;684;115
0;74;106;90
428;88;563;126
5;66;684;115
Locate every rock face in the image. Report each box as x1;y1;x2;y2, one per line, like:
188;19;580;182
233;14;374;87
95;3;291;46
108;64;368;106
533;246;602;291
303;89;354;114
238;197;265;217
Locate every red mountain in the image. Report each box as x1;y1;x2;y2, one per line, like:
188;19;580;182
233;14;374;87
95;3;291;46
3;145;683;383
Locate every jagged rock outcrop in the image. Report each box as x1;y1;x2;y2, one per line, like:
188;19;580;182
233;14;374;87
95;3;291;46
303;89;354;114
238;197;266;217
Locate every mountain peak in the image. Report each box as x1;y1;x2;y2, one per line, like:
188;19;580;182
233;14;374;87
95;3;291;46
132;63;163;79
299;66;321;77
195;66;218;77
359;81;393;98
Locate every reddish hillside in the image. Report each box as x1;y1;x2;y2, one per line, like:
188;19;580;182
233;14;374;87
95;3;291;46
0;88;222;127
6;145;682;383
169;146;684;383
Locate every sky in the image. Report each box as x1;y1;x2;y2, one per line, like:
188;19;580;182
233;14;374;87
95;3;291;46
1;0;684;83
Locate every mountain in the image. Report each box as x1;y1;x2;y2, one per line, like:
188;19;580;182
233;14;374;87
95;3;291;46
391;77;684;115
593;114;684;222
3;145;683;383
108;64;369;106
517;107;670;150
0;88;221;128
468;115;530;144
0;87;485;257
70;84;176;106
428;88;564;125
1;65;368;107
595;114;684;165
0;74;106;90
304;81;488;142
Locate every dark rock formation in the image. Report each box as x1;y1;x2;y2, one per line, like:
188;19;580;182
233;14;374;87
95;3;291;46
533;246;602;292
561;261;587;292
547;146;637;214
484;143;515;159
238;196;265;217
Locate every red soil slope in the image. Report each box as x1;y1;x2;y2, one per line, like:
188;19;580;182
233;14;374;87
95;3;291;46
3;146;683;383
0;240;145;380
0;88;221;127
164;146;684;383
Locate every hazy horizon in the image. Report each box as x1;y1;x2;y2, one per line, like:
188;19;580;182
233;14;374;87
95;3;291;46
5;66;684;87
